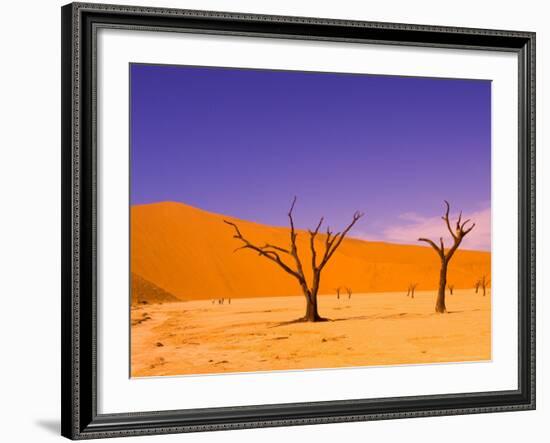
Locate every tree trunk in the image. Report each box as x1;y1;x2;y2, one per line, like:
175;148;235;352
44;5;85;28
304;295;324;321
304;298;320;321
302;276;326;322
435;261;448;313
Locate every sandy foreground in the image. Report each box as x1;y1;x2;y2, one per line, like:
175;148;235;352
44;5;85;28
131;289;491;377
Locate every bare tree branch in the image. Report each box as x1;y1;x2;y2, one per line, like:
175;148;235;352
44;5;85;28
456;210;463;231
312;217;324;235
442;200;457;240
288;196;298;240
261;243;290;254
285;197;309;293
223;220;301;280
319;211;364;269
460;218;471;230
463;222;476;235
308;217;324;271
418;237;443;256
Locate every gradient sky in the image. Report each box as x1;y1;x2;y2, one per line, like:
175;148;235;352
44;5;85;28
130;64;491;250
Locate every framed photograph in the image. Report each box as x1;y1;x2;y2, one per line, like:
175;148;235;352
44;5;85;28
61;2;536;439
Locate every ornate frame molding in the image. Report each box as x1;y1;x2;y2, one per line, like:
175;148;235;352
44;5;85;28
61;3;535;439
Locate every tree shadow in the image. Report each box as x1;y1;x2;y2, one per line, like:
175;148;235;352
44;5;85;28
269;316;331;328
270;314;378;326
330;315;371;322
331;312;425;321
446;308;481;314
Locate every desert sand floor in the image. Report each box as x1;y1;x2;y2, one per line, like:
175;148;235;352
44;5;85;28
131;289;491;377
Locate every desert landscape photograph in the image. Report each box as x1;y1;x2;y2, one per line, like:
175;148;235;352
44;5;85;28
130;64;492;377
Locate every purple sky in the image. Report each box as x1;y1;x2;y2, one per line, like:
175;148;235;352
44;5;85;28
130;64;491;250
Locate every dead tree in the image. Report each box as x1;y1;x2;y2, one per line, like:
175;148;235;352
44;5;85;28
345;287;352;299
418;201;475;313
480;275;490;296
224;197;364;322
474;280;481;294
336;287;341;300
448;284;454;295
407;283;417;298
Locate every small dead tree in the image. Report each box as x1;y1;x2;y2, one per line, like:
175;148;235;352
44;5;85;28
345;287;352;299
224;197;364;322
448;284;454;295
407;283;417;298
474;280;481;294
480;275;490;296
418;201;475;313
336;287;341;300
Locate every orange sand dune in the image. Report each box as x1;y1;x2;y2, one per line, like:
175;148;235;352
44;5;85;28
131;273;181;305
131;202;491;300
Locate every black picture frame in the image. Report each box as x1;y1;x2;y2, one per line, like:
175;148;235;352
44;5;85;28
61;2;536;439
